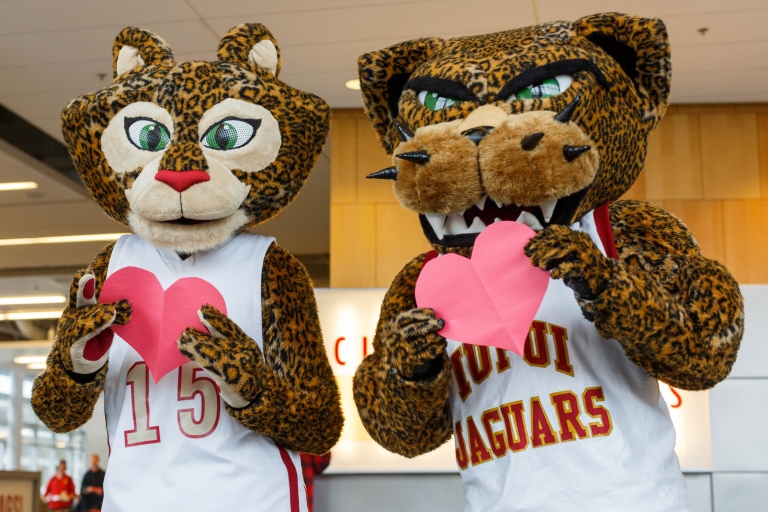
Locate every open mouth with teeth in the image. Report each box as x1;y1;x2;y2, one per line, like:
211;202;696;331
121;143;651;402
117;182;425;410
419;186;590;247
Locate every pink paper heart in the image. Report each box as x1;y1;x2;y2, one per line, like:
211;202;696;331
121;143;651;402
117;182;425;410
415;221;549;356
99;267;227;383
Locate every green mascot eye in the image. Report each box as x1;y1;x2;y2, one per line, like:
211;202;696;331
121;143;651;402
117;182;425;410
205;122;237;150
125;118;171;151
514;75;573;100
418;91;458;111
201;118;261;150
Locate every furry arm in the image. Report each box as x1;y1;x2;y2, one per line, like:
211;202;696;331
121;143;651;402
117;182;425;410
31;243;124;433
352;253;453;458
181;243;343;454
526;200;743;390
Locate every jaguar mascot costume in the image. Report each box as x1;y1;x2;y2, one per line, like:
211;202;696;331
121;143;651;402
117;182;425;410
31;24;343;512
353;12;743;511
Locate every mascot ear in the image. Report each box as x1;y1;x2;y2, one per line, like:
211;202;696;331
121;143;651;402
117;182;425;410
112;27;174;78
358;37;443;154
573;13;671;124
218;24;281;77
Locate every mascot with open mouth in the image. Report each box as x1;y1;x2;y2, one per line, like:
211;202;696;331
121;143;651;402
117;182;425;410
32;23;342;512
353;13;743;511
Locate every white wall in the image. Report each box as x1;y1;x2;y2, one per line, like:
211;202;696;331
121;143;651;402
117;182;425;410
315;474;465;512
705;285;768;510
315;473;715;512
313;285;768;511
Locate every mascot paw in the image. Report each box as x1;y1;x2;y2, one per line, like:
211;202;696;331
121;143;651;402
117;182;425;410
524;225;613;300
178;304;265;408
59;273;131;375
380;308;446;380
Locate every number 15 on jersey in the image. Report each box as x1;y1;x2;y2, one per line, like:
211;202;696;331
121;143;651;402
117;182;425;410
124;362;222;446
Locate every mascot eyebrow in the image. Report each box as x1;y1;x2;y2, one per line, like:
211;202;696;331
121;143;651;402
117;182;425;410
495;59;609;100
403;58;609;105
405;77;479;101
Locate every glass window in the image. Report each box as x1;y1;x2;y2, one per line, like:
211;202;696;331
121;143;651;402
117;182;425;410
15;374;87;492
0;374;11;395
0;371;88;491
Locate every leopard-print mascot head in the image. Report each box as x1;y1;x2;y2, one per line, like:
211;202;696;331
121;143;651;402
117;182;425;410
359;12;670;249
62;24;329;254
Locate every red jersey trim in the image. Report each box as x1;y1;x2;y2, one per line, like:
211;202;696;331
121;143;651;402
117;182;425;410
593;202;618;260
277;445;300;512
423;250;439;265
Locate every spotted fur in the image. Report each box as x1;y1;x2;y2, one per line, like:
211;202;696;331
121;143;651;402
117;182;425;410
33;24;342;453
353;253;453;458
217;24;282;76
178;244;343;454
31;243;116;432
178;304;267;406
526;204;744;391
523;204;742;391
64;25;328;229
360;13;669;220
353;13;743;458
602;201;743;389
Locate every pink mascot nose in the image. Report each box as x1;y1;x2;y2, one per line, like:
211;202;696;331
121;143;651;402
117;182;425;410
155;170;210;192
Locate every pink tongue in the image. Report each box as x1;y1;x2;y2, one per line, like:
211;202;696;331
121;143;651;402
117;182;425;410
415;221;549;356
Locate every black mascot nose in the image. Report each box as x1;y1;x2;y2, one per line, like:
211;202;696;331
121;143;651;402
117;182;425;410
461;125;494;144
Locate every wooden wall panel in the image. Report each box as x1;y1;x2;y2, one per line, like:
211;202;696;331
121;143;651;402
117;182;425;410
701;114;761;199
663;200;726;264
643;114;703;200
723;200;768;284
375;205;432;287
330;109;429;288
667;104;739;115
334;105;768;286
758;114;768;197
356;121;398;204
330;203;375;287
330;112;359;204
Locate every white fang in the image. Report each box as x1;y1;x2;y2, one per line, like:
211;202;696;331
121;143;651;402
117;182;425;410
465;217;486;234
424;213;447;240
444;212;468;236
540;199;557;223
516;211;544;231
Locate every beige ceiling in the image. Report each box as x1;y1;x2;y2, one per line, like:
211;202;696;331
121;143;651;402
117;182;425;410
1;0;766;140
0;0;765;279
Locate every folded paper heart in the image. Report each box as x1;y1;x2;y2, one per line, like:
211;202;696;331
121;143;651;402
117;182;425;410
415;221;549;356
99;267;227;383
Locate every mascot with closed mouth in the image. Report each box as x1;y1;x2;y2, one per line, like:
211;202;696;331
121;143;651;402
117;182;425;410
353;13;743;511
32;24;343;512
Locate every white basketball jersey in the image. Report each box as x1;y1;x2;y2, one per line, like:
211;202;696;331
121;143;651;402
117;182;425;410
446;211;689;512
101;233;307;512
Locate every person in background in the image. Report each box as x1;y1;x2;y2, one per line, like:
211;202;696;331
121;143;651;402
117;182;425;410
42;460;75;511
79;454;105;512
300;452;331;512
